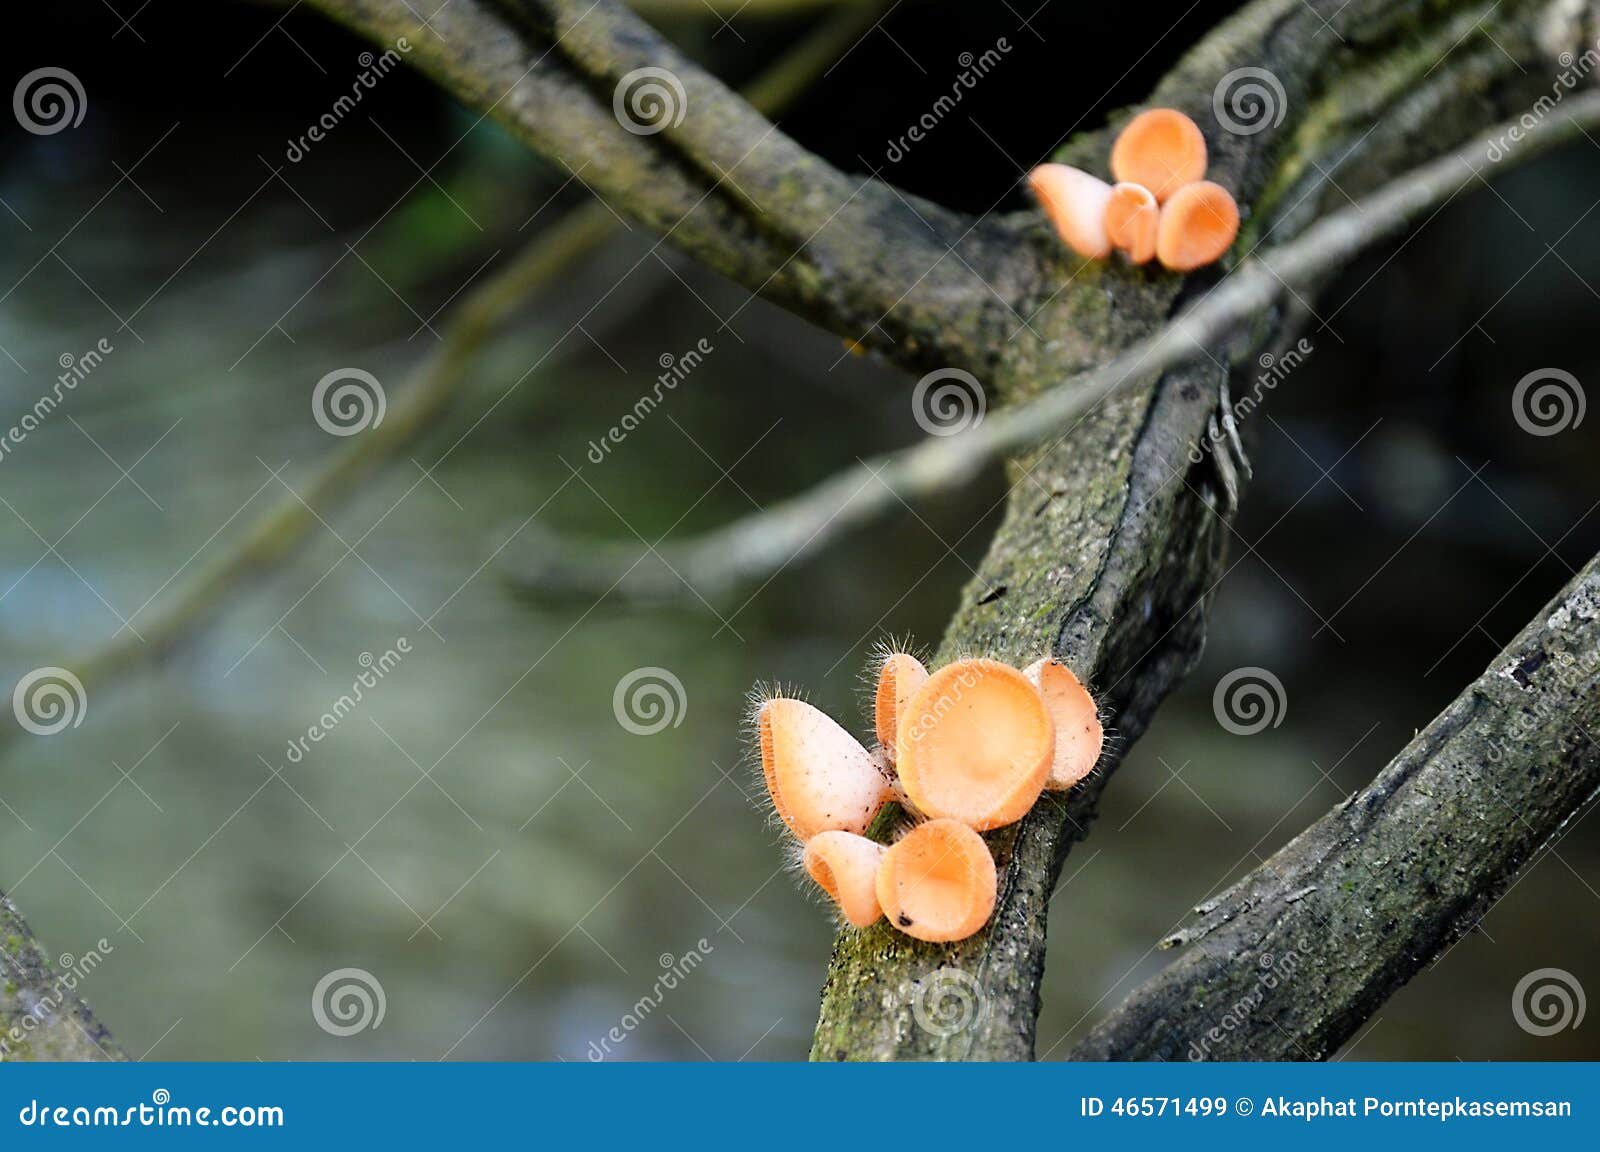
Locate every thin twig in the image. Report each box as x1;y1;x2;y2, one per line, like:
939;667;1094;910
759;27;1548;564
504;90;1600;602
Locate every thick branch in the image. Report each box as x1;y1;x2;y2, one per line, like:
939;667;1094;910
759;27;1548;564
811;0;1582;1061
1075;549;1600;1060
505;90;1600;602
307;0;1032;371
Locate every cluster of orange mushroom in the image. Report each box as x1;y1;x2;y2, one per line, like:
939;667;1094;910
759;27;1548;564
754;652;1103;943
1027;108;1239;272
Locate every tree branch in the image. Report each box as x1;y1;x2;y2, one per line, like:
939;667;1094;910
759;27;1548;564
1074;547;1600;1060
504;89;1600;603
306;0;1033;371
811;0;1585;1060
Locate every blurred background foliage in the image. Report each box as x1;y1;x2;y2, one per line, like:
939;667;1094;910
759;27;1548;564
1;0;1596;1059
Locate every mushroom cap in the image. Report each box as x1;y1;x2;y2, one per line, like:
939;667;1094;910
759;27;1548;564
1104;182;1159;265
874;651;929;761
1156;180;1239;272
1110;108;1208;203
1022;657;1104;790
758;698;890;840
895;657;1054;831
803;830;886;928
1027;164;1114;260
875;818;998;943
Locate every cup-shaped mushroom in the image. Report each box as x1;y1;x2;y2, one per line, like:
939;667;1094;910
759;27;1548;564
1022;657;1104;790
1104;182;1159;265
895;658;1054;831
757;698;891;840
1027;164;1114;260
1110;108;1208;203
1155;180;1240;272
803;831;886;928
874;651;929;761
876;818;998;943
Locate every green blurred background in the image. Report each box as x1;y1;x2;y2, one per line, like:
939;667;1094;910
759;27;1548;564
1;0;1596;1059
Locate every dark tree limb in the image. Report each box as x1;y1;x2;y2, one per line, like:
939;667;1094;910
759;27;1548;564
307;0;1035;372
810;0;1588;1060
1074;549;1600;1060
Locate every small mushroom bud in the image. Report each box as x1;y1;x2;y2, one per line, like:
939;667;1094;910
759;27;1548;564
1104;182;1159;265
1155;180;1240;272
876;818;998;943
874;651;929;762
803;831;886;928
757;698;892;840
1027;164;1114;260
1022;657;1104;790
1110;108;1208;203
895;658;1054;831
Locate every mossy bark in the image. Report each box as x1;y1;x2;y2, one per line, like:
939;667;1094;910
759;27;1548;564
1;892;121;1061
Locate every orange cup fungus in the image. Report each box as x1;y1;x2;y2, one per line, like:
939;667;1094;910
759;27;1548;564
752;650;1104;942
1027;107;1239;272
803;831;886;929
876;819;997;943
757;697;892;840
